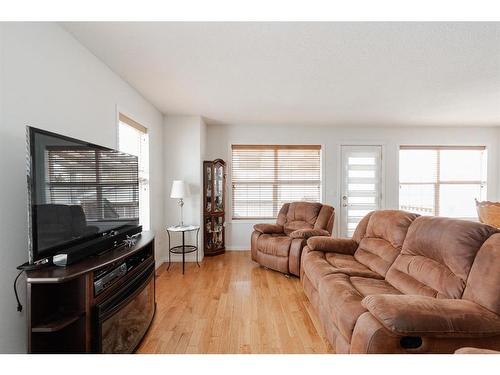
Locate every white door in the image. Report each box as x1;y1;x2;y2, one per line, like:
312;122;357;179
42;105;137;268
340;145;383;237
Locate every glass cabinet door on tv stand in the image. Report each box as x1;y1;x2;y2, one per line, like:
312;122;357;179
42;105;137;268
203;159;226;256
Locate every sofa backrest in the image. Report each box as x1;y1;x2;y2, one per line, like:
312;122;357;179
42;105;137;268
281;202;328;235
463;233;500;314
386;216;498;299
313;204;335;233
353;210;419;277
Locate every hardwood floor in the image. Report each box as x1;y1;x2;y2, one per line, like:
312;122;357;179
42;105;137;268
137;251;333;354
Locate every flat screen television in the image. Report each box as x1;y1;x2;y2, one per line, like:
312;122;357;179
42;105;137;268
27;126;141;264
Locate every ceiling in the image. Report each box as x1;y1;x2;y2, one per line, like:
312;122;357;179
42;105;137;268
62;22;500;127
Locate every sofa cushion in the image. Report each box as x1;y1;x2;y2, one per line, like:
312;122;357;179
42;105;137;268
284;220;314;235
362;295;500;337
253;223;284;234
325;253;383;279
254;249;290;274
256;234;292;257
283;202;322;235
349;276;401;296
354;210;419;277
352;212;373;243
314;204;335;233
319;274;401;341
302;250;383;290
463;233;500;314
302;250;339;290
386;216;498;299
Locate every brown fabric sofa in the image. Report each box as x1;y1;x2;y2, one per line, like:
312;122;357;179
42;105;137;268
251;202;334;276
301;209;500;353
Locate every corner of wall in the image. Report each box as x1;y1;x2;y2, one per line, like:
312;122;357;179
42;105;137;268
162;115;206;263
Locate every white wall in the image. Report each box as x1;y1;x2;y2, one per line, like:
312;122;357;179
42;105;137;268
200;118;207;225
163;115;206;262
206;123;500;250
0;23;164;353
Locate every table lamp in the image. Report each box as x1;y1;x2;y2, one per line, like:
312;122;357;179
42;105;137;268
170;180;188;227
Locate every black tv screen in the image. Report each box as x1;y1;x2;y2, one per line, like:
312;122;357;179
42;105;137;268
27;127;140;263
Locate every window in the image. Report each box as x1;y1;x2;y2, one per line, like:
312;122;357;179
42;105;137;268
231;145;322;219
399;146;487;219
118;113;150;230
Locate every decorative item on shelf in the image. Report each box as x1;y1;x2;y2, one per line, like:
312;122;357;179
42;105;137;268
475;199;500;228
123;235;138;248
170;180;188;227
203;159;226;256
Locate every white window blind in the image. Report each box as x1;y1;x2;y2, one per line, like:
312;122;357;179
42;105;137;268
118;114;150;230
399;146;487;219
231;145;322;219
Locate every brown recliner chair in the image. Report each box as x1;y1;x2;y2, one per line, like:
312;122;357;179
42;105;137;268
251;202;334;276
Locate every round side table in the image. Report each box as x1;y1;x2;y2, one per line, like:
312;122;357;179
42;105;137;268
166;225;200;274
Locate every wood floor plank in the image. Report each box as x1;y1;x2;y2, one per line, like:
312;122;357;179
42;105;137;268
137;251;332;354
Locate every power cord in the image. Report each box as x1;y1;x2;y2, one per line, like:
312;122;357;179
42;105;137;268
13;270;24;312
14;258;51;312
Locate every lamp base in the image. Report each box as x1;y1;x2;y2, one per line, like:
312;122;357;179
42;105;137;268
178;198;184;227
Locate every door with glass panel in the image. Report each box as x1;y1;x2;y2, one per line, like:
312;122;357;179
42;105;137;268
340;145;382;237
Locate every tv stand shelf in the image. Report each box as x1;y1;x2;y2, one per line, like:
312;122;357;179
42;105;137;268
25;231;155;353
31;310;85;333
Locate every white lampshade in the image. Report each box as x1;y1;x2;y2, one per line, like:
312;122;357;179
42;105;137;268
170;180;188;199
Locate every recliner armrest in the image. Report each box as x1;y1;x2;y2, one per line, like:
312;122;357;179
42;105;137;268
289;228;330;239
253;223;284;234
362;294;500;337
306;237;358;255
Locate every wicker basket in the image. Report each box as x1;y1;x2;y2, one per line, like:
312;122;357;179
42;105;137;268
475;199;500;228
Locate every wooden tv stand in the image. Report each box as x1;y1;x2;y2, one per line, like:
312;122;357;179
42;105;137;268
25;232;156;353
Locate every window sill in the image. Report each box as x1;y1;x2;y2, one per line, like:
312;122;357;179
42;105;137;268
228;219;276;225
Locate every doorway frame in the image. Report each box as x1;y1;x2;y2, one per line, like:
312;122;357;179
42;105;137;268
338;143;386;237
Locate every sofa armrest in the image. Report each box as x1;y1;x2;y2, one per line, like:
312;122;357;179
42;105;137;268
306;237;358;255
362;295;500;337
289;228;330;239
253;223;284;234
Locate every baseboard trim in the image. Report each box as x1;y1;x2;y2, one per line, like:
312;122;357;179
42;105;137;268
225;246;249;251
159;248;247;264
162;253;204;263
